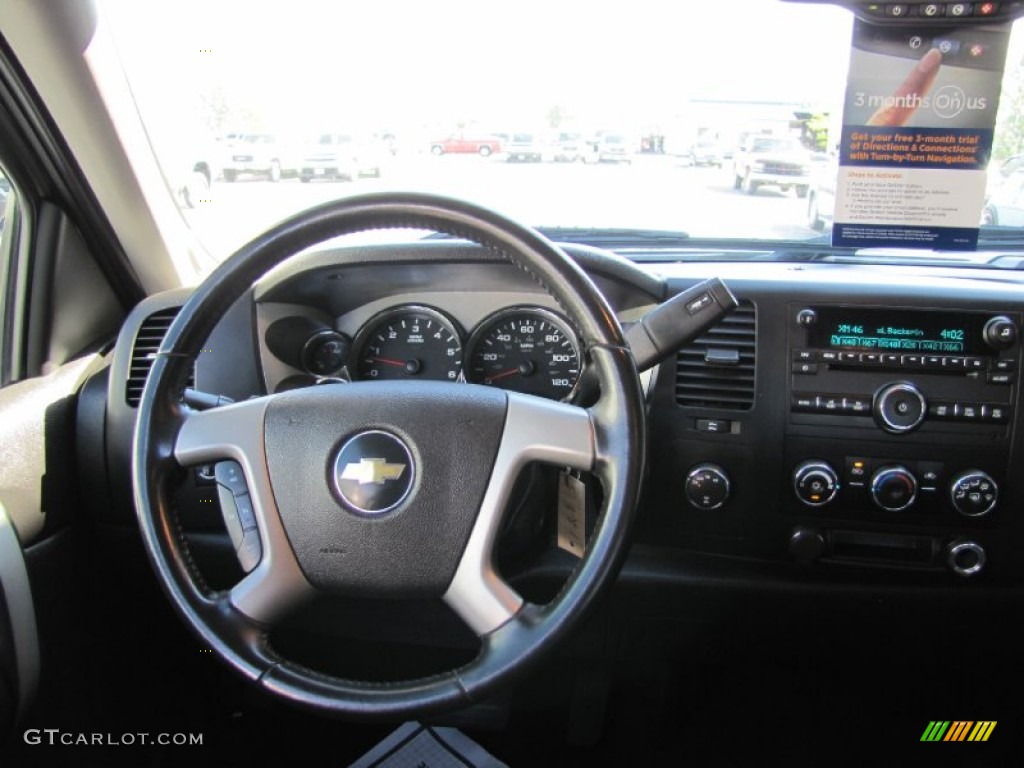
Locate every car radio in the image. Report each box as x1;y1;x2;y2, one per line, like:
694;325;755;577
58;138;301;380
788;305;1019;435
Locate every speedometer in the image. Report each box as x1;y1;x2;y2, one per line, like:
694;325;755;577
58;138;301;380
353;306;463;381
467;308;581;400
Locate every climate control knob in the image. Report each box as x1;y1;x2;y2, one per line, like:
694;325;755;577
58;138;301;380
873;382;926;434
793;461;839;508
870;466;918;512
949;470;998;518
684;464;730;510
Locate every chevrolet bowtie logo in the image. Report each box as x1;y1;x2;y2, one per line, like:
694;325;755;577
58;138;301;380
340;458;407;485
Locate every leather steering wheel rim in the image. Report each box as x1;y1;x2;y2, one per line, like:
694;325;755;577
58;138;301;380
132;192;646;719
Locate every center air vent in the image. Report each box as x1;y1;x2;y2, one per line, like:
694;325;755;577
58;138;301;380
126;306;190;406
675;301;756;410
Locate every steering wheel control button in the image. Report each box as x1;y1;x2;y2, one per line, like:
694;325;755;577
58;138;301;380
216;487;246;550
946;540;987;577
949;470;998;517
332;430;414;515
237;529;262;573
234;493;257;531
870;466;918;512
873;382;926;434
793;460;839;508
214;460;249;496
685;464;730;510
983;315;1018;349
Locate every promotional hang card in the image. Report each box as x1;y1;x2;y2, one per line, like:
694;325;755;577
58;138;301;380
833;19;1011;250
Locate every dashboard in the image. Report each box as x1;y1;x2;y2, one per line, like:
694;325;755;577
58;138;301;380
101;240;1024;599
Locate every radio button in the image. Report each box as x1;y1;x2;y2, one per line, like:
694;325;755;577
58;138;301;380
942;356;965;369
928;401;955;419
791;394;818;412
792;362;818;375
821;396;843;412
923;355;944;368
820;350;840;363
981;404;1010;423
955;403;981;421
965;357;986;371
993;358;1016;371
881;354;901;366
845;396;872;414
793;349;816;362
839;352;859;363
986;372;1014;385
902;354;923;366
859;352;880;364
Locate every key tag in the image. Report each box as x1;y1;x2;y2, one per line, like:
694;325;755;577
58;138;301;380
557;470;587;558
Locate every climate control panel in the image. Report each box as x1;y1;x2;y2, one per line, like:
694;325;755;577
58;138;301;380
789;456;1000;520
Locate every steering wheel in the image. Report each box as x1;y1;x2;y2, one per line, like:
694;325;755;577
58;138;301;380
133;193;645;719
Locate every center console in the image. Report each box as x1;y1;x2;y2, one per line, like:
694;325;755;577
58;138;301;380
784;304;1020;576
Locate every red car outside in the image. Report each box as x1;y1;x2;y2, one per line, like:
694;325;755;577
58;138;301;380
429;134;501;156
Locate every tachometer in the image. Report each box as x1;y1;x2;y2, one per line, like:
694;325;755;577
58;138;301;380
353;306;463;381
467;308;581;400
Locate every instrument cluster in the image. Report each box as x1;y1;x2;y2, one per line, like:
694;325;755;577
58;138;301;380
264;303;582;401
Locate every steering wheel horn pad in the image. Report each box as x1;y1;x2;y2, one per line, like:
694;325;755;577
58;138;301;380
264;381;506;597
133;192;645;719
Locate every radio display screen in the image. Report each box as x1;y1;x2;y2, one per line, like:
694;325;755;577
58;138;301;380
808;308;990;355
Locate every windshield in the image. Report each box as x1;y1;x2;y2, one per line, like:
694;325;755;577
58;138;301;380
99;0;1024;265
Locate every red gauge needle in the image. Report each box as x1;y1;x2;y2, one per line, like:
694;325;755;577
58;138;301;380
370;357;405;367
488;368;519;382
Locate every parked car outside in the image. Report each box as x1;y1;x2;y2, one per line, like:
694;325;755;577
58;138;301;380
504;132;551;162
298;134;384;182
429;134;502;156
732;134;813;197
220;133;297;182
551;132;586;162
689;139;724;167
591;133;635;164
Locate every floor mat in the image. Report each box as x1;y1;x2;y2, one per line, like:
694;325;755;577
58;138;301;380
350;721;508;768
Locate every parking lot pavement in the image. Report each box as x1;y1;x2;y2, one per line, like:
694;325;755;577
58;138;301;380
182;155;819;261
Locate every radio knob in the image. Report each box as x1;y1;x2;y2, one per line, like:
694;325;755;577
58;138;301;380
949;470;998;518
684;464;730;510
945;540;986;577
983;315;1018;350
870;466;918;512
793;461;839;507
873;382;926;434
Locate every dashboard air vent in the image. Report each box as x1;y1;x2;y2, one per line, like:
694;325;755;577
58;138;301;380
126;307;190;406
675;301;756;410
